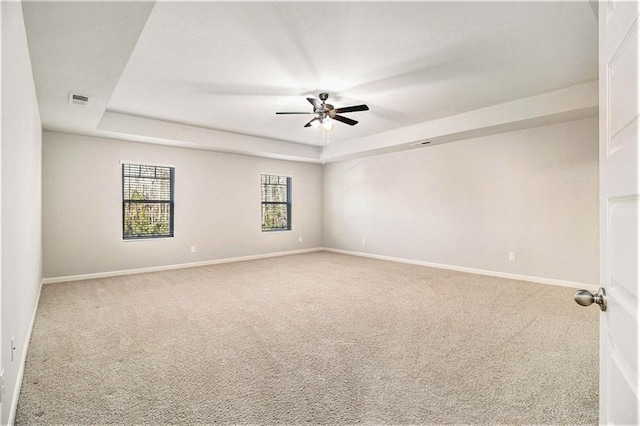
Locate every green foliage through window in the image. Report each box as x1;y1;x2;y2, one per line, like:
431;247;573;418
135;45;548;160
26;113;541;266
123;164;174;239
261;174;291;231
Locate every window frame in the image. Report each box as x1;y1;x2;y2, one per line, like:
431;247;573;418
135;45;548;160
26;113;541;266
121;161;175;241
260;173;292;232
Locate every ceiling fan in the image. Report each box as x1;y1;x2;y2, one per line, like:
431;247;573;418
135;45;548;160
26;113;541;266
276;93;369;130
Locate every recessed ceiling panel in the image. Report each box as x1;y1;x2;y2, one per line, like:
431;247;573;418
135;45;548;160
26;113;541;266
106;2;597;146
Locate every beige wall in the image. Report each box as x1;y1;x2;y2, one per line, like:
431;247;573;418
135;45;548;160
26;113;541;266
43;117;599;287
42;132;323;278
1;2;43;423
323;117;599;285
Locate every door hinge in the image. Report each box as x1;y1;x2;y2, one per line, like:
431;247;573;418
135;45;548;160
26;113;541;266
0;369;5;403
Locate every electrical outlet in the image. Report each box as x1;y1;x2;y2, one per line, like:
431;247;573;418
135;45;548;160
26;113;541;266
191;246;196;253
509;252;516;261
362;238;366;245
298;237;303;243
11;337;16;362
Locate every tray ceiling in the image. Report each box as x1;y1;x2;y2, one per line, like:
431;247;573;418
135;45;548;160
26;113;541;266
22;1;598;160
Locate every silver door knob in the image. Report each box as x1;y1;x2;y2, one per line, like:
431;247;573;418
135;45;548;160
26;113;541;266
574;287;607;311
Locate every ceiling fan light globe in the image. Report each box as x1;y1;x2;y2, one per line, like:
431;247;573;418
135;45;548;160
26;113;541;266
322;117;333;130
310;120;320;129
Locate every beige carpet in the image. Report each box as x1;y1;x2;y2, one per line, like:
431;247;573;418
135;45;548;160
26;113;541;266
16;252;598;424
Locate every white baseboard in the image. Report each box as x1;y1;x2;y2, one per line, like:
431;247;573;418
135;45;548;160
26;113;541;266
8;278;43;426
43;246;598;292
42;247;324;284
323;247;599;292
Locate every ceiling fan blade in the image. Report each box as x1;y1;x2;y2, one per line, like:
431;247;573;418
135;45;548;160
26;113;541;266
334;104;369;114
304;117;320;128
307;98;322;110
333;114;358;126
276;112;313;114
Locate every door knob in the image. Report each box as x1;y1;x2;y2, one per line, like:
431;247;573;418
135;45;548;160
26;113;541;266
573;287;607;312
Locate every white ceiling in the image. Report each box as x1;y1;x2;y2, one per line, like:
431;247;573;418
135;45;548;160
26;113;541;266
22;1;598;160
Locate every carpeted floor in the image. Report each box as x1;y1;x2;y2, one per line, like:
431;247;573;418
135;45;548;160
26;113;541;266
16;252;598;424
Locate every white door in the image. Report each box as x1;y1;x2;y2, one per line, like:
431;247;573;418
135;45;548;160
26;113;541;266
599;0;640;423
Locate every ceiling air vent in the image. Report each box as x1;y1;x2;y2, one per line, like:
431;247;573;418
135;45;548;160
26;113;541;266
68;92;89;106
409;140;433;147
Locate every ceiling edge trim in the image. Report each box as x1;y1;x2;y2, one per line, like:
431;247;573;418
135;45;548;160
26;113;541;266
97;111;323;162
321;81;599;162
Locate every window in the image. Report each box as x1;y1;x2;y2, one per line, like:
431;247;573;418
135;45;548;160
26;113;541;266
122;163;174;239
261;174;291;231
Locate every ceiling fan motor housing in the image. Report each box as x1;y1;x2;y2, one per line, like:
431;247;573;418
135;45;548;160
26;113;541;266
317;93;333;114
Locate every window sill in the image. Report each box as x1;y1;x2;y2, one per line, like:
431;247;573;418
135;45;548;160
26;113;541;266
122;237;175;242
